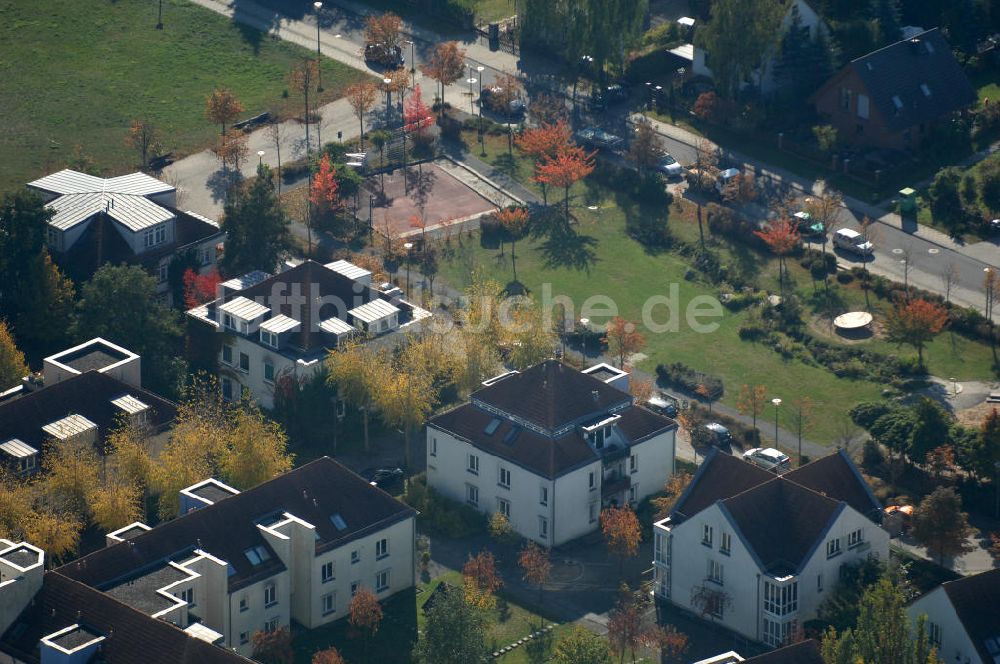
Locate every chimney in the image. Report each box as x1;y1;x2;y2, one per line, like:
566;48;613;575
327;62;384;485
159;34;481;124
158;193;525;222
592;390;600;402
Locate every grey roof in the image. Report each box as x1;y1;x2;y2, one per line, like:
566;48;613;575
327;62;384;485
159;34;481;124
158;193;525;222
28;170;174;197
840;28;975;132
0;439;38;458
349;298;399;324
319;316;354;336
937;569;1000;663
218;296;270;321
220;271;271;292
259;314;301;334
325;259;372;281
41;413;98;440
744;640;823;664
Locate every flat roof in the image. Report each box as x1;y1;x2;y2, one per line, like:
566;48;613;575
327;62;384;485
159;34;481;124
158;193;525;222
47;338;137;374
104;564;192;615
184;622;225;644
220;270;271;292
0;438;38;458
186;479;240;504
0;543;42;569
319;316;354;336
325;259;372;281
109;523;151;541
111;394;150;415
219;296;270;321
43;624;105;652
259;314;301;334
349;298;399;324
42;413;98;440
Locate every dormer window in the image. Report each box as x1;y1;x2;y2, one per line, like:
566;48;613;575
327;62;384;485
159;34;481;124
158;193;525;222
143;224;166;248
223;314;235;331
589;427;607;449
261;330;278;348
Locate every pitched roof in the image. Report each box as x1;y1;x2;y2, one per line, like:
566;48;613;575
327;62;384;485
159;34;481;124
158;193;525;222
783;449;882;519
0;572;249;664
471;360;633;433
672;450;776;519
824;28;975;132
744;640;823;664
0;371;177;452
938;568;1000;662
58;457;416;592
723;477;841;575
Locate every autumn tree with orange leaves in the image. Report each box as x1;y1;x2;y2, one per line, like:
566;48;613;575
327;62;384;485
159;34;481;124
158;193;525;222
364;12;402;51
607;584;644;664
404;84;433;149
519;541;552;605
754;217;800;299
603;316;645;369
310;154;342;222
421;41;466;112
346;81;378;150
534;146;596;226
736;383;767;432
641;625;690;663
495;206;529;281
516;120;574;205
205;88;243;135
125;119;159;170
601;505;641;575
885;298;949;367
462;549;503;610
311;647;345;664
349;587;383;660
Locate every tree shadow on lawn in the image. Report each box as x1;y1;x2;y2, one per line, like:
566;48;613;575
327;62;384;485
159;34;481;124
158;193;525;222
539;223;598;273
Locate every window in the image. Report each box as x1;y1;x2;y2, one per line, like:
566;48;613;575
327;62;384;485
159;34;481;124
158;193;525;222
847;528;864;548
628;483;638;504
817;573;823;592
707;559;724;585
264;617;279;633
261;330;278;348
158;262;169;284
539;486;548;506
239;352;250;373
588;472;596;490
155;224;165;244
588;427;606;449
321;561;335;583
239;631;249;645
928;621;941;647
264;583;276;607
46;227;58;247
466;484;479;507
720;532;731;555
857;93;870;119
654;533;670;565
892;95;903;111
379;319;388;332
629;453;637;474
764;581;798;616
467;454;479;475
351;550;360;565
200;247;212;266
176;588;194;606
588;501;597;524
430;437;437;457
498;466;511;489
826;538;842;558
239;596;248;612
351;581;359;596
762;618;796;647
263;361;275;384
376;538;389;560
498;498;510;518
375;569;390;593
839;87;852;111
223;313;235;331
538;516;548;540
322;592;336;616
19;455;36;473
222;377;233;401
222;345;233;365
702;524;713;547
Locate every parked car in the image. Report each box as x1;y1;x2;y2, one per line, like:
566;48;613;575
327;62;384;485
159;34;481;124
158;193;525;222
990;218;1000;234
574;126;624;151
359;467;404;491
714;168;741;194
742;447;791;473
655;153;683;178
480;86;525;116
590;83;630;111
645;392;679;418
364;42;405;68
700;422;733;447
793;211;826;238
833;228;874;256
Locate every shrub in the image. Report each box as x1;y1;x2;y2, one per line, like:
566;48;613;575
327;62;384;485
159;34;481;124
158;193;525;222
836;271;854;284
405;473;487;538
655;362;724;399
849;401;893;428
437;114;463;141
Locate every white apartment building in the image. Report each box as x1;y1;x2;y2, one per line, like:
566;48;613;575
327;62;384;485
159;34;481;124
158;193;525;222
653;449;887;648
186;259;431;410
40;457;416;658
427;360;677;547
27;169;224;304
907;569;1000;664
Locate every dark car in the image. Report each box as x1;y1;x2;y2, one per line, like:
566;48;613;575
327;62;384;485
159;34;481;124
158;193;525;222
574;125;623;151
359;467;404;491
699;422;733;447
589;83;630;111
364;42;405;68
480;86;525;116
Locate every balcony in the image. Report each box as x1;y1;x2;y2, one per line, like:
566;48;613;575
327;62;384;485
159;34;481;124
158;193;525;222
602;474;630;499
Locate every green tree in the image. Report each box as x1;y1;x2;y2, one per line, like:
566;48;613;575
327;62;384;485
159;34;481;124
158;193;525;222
696;0;784;98
909;397;951;464
552;626;612;664
980;156;1000;216
928;167;968;232
14;252;75;357
221;164;290;276
869;0;902;45
775;6;835;98
414;583;489;664
74;264;184;397
912;486;975;565
0;320;28;390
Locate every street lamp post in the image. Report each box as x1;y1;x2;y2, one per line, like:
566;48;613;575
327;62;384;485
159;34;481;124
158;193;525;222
986;267;995;321
645;81;652;110
383;76;392;118
580;317;590;358
403;242;414;292
257;150;265;167
476;65;485;153
405;40;416;80
466;67;477;115
313;2;323;92
772;398;782;447
671;67;686;123
654;85;662;113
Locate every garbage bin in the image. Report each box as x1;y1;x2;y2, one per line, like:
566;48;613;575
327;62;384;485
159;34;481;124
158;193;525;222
898;187;917;215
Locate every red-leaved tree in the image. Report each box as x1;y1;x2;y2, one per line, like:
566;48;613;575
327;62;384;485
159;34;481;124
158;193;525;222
534;146;595;226
885;298;949;367
404;84;433;145
310;154;342;218
754;217;800;299
182;268;222;310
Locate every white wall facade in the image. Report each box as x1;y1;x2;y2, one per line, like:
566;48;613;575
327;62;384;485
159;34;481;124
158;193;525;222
654;503;887;646
219;334;323;410
227;572;292;657
908;588;981;664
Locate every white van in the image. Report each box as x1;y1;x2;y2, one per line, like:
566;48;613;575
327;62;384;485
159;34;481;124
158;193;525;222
833;228;874;256
715;168;740;194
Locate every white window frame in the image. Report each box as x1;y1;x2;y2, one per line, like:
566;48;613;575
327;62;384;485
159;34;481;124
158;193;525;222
827;538;842;558
239;595;249;612
321;561;335;583
539;486;548;506
351;550;360;565
497;497;511;518
264;583;277;608
375;538;389;560
350;581;359;596
588;471;596;490
628;483;638;504
322;592;336;616
498;466;511;489
260;330;278;348
629;453;637;474
239;631;249;645
430;437;437;457
264;617;279;633
158;262;168;284
539;516;548;540
238;352;250;374
221;377;233;401
847;528;864;548
467;453;479;475
375;569;390;593
466;483;479;507
720;532;731;555
222;344;233;365
708;559;724;586
702;524;713;547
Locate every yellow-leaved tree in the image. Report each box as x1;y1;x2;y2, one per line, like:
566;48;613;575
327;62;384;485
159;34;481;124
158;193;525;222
326;342;391;452
219;409;294;489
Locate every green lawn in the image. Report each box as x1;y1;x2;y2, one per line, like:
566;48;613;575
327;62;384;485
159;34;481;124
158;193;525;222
0;0;368;193
437;133;998;443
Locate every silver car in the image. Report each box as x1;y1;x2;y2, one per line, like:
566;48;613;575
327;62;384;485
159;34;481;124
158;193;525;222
656;153;683;178
742;447;791;473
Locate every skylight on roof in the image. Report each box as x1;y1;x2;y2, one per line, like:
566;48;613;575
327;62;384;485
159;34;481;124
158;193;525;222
920;83;931;97
330;514;348;531
243;545;271;566
503;427;521;445
484;418;501;435
891;95;903;110
924;40;934;53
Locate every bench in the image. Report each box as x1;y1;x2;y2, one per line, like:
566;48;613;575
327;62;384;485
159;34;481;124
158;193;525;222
232;112;271;132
